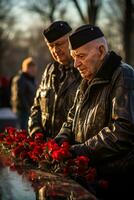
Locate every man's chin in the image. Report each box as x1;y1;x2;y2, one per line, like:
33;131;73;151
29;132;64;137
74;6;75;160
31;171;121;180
82;74;92;81
57;58;67;65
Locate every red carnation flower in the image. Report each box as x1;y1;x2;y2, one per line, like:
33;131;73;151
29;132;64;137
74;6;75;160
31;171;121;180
61;142;70;149
34;133;44;141
75;156;90;168
5;127;16;135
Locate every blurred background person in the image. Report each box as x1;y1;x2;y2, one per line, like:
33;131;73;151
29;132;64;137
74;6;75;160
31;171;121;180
10;57;38;130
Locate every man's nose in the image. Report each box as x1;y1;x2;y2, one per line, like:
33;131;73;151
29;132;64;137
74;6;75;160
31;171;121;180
74;59;81;68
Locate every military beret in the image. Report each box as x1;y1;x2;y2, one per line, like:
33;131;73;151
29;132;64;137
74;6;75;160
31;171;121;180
43;21;72;43
69;24;104;50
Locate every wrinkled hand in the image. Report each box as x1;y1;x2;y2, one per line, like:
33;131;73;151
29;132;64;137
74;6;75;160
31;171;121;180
70;143;89;157
54;135;70;146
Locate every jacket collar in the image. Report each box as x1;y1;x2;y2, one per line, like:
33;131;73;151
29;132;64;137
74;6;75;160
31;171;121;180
95;51;122;81
79;51;122;96
51;61;80;96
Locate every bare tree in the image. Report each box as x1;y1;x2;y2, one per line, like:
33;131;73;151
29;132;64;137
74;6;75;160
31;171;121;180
27;0;64;23
71;0;102;24
26;0;101;25
123;0;134;63
0;0;15;74
71;0;87;23
104;0;134;65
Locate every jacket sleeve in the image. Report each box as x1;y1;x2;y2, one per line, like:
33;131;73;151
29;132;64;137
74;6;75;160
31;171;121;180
28;65;50;136
55;89;80;144
70;66;134;164
28;86;43;136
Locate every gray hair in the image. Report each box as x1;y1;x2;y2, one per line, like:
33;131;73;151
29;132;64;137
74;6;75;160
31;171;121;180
93;37;109;52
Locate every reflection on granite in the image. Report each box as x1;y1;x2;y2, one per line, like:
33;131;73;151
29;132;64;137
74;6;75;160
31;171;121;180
0;166;35;200
0;152;97;200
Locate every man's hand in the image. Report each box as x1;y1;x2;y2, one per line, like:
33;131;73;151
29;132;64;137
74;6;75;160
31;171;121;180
70;143;89;157
54;135;70;146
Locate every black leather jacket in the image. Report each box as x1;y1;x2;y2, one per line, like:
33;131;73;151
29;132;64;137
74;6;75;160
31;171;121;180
28;61;81;138
57;52;134;167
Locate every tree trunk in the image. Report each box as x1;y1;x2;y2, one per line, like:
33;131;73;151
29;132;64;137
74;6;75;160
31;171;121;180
87;0;100;24
123;0;133;64
71;0;87;23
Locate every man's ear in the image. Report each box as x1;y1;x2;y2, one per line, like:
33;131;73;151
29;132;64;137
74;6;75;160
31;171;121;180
99;45;105;60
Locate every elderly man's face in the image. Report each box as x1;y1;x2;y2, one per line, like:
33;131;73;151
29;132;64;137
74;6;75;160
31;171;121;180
71;41;104;81
46;34;71;65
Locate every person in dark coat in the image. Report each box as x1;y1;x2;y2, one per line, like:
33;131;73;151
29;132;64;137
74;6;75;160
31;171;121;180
11;57;37;130
55;24;134;199
28;21;81;138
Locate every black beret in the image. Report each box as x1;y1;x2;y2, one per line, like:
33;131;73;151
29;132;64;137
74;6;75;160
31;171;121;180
43;21;72;43
69;24;104;50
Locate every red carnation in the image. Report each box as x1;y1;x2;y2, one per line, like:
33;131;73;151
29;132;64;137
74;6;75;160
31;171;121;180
61;142;70;149
5;127;16;135
51;150;61;161
34;133;44;141
75;156;90;168
12;144;24;157
47;139;59;151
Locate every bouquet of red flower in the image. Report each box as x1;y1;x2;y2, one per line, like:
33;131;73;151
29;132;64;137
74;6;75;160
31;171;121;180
0;127;108;192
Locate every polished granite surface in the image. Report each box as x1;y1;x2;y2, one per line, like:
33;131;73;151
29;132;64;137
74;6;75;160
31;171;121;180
0;152;97;200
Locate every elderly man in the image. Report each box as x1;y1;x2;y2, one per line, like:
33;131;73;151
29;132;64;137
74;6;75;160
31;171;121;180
28;21;81;138
55;24;134;198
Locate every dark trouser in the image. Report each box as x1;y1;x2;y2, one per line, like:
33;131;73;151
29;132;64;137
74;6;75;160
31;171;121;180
96;149;134;199
17;111;29;130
